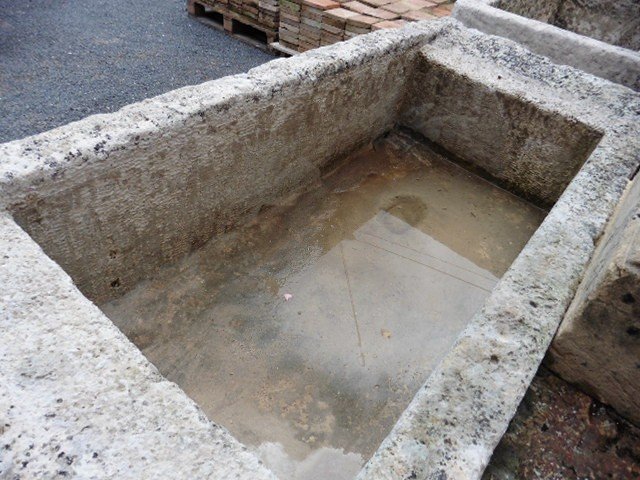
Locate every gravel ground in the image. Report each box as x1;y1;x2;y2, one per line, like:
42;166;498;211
0;0;273;143
484;367;640;480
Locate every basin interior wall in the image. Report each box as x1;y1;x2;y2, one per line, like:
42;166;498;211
6;47;601;308
497;0;640;50
400;49;602;209
2;28;606;479
7;44;417;305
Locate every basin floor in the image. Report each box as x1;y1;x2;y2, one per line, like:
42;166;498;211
101;131;546;479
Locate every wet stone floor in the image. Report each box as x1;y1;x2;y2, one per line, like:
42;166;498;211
101;131;546;479
484;367;640;480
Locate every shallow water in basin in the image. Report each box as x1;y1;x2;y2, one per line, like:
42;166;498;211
101;131;546;479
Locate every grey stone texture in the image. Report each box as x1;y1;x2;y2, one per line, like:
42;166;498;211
547;173;640;427
499;0;640;50
0;18;639;480
0;213;277;480
357;22;640;480
0;24;440;480
453;0;640;91
400;50;600;208
0;26;433;305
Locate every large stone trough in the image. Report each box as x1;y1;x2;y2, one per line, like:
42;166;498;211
1;19;639;479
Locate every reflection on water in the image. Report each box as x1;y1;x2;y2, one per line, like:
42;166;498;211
258;443;363;480
101;130;546;479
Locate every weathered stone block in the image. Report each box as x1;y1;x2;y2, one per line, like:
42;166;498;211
548;174;640;426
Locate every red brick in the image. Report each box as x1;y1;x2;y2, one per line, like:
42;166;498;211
325;6;360;20
342;1;375;15
281;12;301;22
321;30;344;41
401;9;436;20
382;1;414;14
346;13;379;27
301;17;322;28
404;0;436;9
302;0;340;10
360;0;394;6
371;19;406;29
429;5;452;16
369;8;399;20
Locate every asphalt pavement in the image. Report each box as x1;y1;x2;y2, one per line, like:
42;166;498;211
0;0;273;142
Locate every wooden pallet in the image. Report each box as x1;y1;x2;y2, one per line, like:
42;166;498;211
269;41;299;57
187;0;278;47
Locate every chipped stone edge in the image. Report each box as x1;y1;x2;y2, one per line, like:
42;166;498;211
453;0;640;91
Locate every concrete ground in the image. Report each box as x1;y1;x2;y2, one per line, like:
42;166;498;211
0;0;272;143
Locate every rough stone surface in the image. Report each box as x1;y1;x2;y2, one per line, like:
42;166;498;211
484;367;640;480
0;213;276;480
357;22;640;480
547;173;640;426
0;23;441;480
453;0;640;91
0;25;436;304
401;50;601;207
498;0;640;50
0;18;639;480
